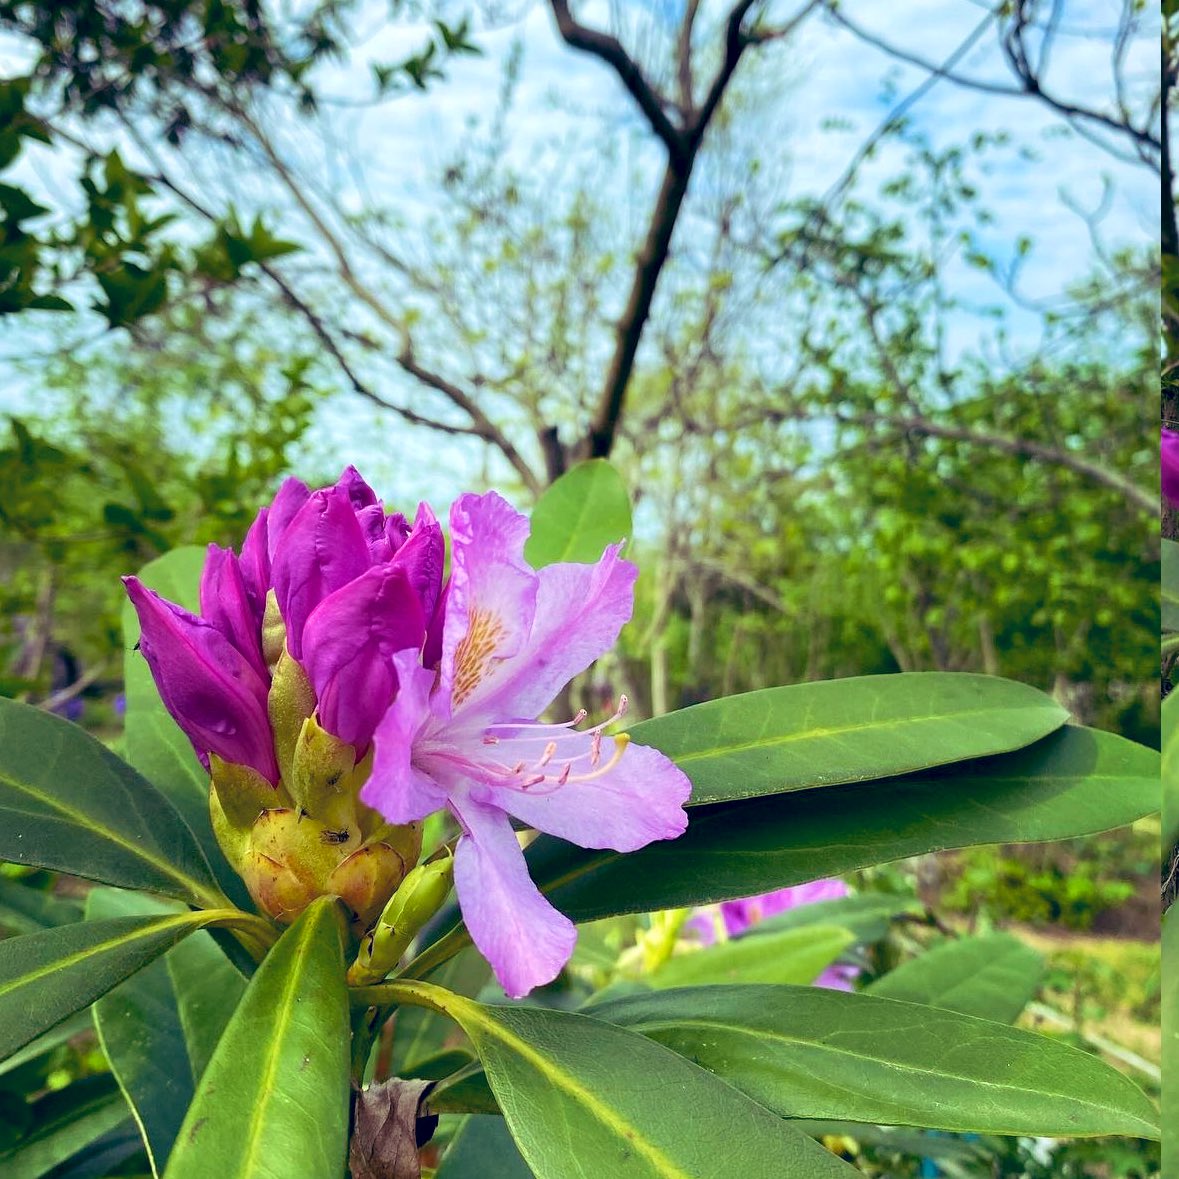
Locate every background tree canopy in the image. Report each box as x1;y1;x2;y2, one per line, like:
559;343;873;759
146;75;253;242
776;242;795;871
0;0;1158;740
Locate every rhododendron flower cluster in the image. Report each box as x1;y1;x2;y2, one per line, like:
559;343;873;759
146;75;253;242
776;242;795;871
125;468;691;997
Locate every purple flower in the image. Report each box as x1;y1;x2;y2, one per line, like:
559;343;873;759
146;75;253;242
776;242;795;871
123;467;444;778
688;878;859;991
1163;429;1179;507
361;491;692;999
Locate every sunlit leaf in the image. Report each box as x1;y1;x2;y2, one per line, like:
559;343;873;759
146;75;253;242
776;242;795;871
0;911;219;1065
524;460;632;568
629;673;1068;805
0;698;224;907
88;889;245;1176
590;985;1160;1140
867;933;1044;1023
378;982;858;1178
164;898;350;1179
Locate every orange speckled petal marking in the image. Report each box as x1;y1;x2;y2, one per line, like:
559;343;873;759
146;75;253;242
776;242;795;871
452;608;508;706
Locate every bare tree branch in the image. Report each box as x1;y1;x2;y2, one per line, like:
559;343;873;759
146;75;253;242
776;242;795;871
568;0;818;465
396;345;543;498
549;0;687;164
824;1;1160;167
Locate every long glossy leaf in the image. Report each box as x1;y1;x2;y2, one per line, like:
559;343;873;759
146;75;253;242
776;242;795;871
630;672;1068;805
390;948;488;1079
520;725;1157;925
0;875;82;934
867;933;1043;1023
436;1116;534;1179
381;982;858;1178
0;698;224;907
590;985;1160;1140
0;910;219;1064
1164;692;1179;854
122;548;250;908
88;889;245;1177
651;925;853;988
0;1010;92;1079
524;460;632;568
0;1076;131;1179
1163;539;1179;631
1163;908;1179;1177
164;898;350;1179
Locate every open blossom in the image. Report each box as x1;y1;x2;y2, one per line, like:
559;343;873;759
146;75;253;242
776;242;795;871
361;491;692;998
1164;428;1179;507
689;879;859;991
124;467;442;779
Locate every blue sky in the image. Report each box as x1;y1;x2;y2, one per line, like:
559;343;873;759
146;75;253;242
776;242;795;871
0;0;1158;508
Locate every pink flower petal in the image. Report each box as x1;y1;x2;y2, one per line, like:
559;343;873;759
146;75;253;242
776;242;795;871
437;492;536;719
489;734;689;852
335;465;379;510
450;794;576;999
124;576;278;783
200;544;267;681
238;506;270;624
466;544;637;721
362;652;449;823
265;477;311;560
391;502;445;623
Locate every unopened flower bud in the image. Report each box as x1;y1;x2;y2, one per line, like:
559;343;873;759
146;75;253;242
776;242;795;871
347;852;454;985
290;714;360;832
327;840;419;932
261;589;287;672
268;645;316;785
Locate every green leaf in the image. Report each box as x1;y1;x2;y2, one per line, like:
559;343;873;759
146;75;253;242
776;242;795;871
650;925;853;988
382;982;859;1178
1164;909;1179;1177
390;947;488;1079
88;889;245;1177
524;460;632;568
1164;539;1179;631
867;933;1044;1023
590;985;1160;1140
1163;693;1179;854
519;725;1156;925
0;1011;92;1080
748;894;922;944
436;1116;533;1179
0;875;82;934
629;673;1068;805
164;898;350;1179
0;910;218;1065
427;1062;499;1115
0;698;224;907
0;1076;131;1179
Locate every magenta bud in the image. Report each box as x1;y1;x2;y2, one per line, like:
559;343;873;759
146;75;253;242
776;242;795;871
124;576;279;783
271;486;371;661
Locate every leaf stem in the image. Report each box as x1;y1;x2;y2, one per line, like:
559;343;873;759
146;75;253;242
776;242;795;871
393;925;471;981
